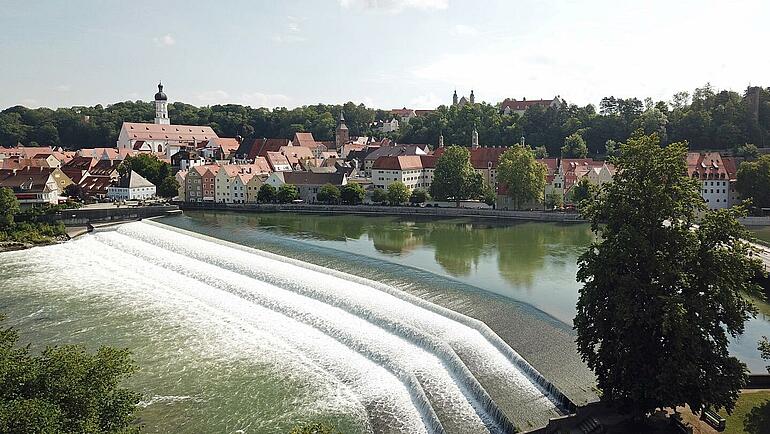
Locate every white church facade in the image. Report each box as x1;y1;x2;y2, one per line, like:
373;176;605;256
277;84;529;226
116;83;218;157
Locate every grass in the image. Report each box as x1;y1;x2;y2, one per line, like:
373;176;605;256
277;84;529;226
718;390;770;434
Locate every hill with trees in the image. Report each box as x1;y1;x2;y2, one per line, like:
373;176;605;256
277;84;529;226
1;84;767;157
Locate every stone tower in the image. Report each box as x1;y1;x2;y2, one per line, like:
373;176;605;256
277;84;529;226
154;82;170;125
470;89;475;105
335;111;349;149
471;127;479;149
453;90;458;106
438;133;444;148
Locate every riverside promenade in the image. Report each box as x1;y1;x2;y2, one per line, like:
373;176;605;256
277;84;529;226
178;202;588;223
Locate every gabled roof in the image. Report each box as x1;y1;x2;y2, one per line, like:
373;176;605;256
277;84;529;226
266;152;292;171
280;146;314;160
238;138;292;159
115;171;155;189
293;132;317;148
121;122;218;142
62;156;98;171
372;155;424;171
433;145;509;169
89;159;121;176
0;167;57;193
364;144;429;161
79;175;114;195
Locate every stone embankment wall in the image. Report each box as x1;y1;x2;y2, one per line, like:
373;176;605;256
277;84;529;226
179;202;587;223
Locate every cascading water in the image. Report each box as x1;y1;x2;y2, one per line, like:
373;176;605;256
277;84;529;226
0;220;573;433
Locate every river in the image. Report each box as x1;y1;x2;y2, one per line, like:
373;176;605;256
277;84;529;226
1;211;768;433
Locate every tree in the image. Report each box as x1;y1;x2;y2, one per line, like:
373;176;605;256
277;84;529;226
371;188;387;204
277;184;299;203
496;145;547;210
257;184;276;203
316;184;340;204
430;145;483;202
64;184;86;201
737;156;770;211
760;337;770;373
387;182;409;205
575;133;763;418
410;188;430;204
340;183;365;205
570;177;596;207
604;139;620;158
561;132;588;158
482;185;496;207
545;191;563;209
0;315;140;433
0;187;20;228
736;143;760;160
157;176;180;199
533;145;549;159
118;153;170;187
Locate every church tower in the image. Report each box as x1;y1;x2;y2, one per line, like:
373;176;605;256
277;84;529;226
154;82;170;125
470;90;475;105
438;132;444;148
471;127;479;149
453;90;458;106
335;111;349;149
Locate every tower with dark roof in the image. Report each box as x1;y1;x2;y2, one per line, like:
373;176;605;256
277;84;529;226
335;111;349;149
154;82;170;125
453;90;458;106
470;90;475;105
471;126;479;149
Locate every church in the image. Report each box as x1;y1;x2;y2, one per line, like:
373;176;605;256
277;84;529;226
452;89;476;107
116;83;218;157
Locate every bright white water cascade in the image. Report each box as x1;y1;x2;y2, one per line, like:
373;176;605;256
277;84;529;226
9;221;573;433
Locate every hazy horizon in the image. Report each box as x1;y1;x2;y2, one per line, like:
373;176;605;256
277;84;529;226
2;0;768;110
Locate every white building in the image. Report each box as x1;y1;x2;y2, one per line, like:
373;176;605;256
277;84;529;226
107;171;156;201
116;83;218;156
686;152;740;210
371;155;436;191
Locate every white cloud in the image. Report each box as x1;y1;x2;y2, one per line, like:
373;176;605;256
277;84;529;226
153;34;175;47
195;90;291;108
338;0;448;13
272;16;306;43
54;84;71;92
409;93;443;108
451;24;478;37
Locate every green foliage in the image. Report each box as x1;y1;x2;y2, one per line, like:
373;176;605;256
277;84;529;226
157;176;180;199
561;132;588;158
0;315;140;433
576;133;763;416
409;188;430;204
277;184;299;203
533;145;548;159
371;188;387;204
1;222;66;244
430;145;483;201
289;421;341;434
387;182;409;205
760;337;770;373
118;153;169;187
64;183;86;201
257;184;276;203
0;187;19;228
737;155;770;212
483;185;496;206
316;184;341;204
497;145;547;209
604;139;620;158
545;192;563;209
339;183;365;205
736;143;760;160
570;177;596;207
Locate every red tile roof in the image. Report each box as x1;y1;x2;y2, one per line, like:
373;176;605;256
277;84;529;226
372;155;424;170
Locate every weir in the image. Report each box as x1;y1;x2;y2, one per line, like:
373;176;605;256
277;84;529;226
79;221;574;432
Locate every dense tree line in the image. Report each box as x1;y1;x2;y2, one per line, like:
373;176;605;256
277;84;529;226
1;84;768;155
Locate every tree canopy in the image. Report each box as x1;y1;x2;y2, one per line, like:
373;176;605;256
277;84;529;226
387;182;410;205
340;183;365;205
2;84;767;157
430;145;483;201
277;184;299;203
737;155;770;211
561;132;588;158
0;315;140;433
316;184;340;204
257;184;276;203
496;145;547;209
0;187;19;228
575;133;763;416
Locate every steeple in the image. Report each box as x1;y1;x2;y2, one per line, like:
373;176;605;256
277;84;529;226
470;89;475;104
335;110;349;148
453;89;458;106
471;126;479;149
153;81;170;125
438;132;444;148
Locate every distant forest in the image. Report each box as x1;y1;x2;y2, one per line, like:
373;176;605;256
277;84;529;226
1;84;768;158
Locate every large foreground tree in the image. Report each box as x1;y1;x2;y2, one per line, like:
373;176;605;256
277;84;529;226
0;315;140;433
430;145;483;202
575;133;763;417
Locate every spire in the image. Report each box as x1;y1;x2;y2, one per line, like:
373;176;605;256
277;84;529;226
438;132;444;148
338;110;345;123
470;89;475;104
453;89;458;106
471;126;479;149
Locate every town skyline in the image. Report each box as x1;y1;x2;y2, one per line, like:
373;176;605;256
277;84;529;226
2;0;768;110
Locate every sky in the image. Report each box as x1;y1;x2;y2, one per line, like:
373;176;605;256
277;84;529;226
1;0;768;110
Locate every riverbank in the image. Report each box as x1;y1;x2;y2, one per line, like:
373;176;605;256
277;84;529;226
179;202;588;222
